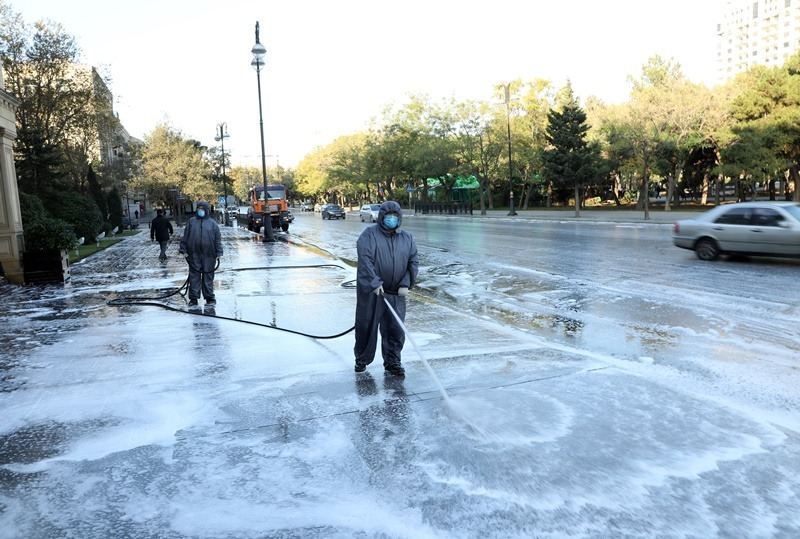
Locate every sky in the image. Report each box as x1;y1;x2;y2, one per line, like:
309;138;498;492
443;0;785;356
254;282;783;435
11;0;723;168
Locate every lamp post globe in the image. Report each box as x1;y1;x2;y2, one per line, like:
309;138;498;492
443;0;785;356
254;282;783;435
251;21;275;242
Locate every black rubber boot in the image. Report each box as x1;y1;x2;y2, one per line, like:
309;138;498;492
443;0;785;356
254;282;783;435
385;364;405;377
354;364;366;373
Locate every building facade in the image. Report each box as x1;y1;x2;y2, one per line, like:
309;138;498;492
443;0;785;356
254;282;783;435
0;67;24;283
717;0;800;80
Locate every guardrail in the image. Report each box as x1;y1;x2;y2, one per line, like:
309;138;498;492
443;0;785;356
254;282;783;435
414;202;473;216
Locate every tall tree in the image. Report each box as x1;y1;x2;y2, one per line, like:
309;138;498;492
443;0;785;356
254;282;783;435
132;124;214;205
543;84;598;217
1;11;97;191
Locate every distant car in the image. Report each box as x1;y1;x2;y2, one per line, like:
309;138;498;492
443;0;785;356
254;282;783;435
672;201;800;260
286;210;295;223
360;204;381;223
321;204;346;220
300;202;313;212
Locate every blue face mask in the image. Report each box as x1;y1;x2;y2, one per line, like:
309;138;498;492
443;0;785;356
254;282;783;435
383;214;399;229
196;209;206;218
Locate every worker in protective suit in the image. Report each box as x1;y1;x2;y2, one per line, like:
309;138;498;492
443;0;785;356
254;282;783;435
354;200;419;377
179;201;223;306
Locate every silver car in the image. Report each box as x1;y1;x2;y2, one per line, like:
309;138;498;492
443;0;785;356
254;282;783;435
359;204;381;222
672;201;800;260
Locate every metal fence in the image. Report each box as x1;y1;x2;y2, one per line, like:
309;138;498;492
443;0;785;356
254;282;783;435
414;202;473;215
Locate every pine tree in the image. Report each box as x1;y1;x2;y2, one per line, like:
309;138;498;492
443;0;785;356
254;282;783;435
86;166;108;221
543;85;598;217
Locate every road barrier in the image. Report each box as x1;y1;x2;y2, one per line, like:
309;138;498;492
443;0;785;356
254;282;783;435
414;202;473;216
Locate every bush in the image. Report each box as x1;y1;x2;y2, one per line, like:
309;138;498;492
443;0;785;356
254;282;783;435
47;191;104;241
19;192;78;251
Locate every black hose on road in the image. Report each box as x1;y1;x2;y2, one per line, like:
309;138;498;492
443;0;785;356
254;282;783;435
107;263;356;339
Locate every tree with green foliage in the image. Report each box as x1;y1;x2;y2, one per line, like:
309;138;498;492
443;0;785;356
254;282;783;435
228;166;262;202
132;124;214;205
86;166;108;220
106;186;123;230
543;84;599;217
726;60;800;202
0;7;97;190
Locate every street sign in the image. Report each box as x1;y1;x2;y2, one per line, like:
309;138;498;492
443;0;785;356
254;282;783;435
218;196;226;206
405;184;416;192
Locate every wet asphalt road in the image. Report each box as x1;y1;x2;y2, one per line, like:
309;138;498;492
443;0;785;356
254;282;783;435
292;210;800;364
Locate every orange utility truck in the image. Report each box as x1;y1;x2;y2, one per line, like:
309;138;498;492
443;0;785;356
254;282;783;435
246;184;291;233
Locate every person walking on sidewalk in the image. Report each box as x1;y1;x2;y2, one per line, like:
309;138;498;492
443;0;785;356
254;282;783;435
150;209;174;262
354;200;418;377
179;201;223;306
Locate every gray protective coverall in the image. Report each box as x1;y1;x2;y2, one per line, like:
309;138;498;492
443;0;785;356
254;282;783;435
354;201;419;369
179;201;223;301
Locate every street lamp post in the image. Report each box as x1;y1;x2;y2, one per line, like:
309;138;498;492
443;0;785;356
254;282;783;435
251;21;275;242
215;122;231;226
504;83;517;216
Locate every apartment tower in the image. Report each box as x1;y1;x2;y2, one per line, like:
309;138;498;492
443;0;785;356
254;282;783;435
717;0;800;80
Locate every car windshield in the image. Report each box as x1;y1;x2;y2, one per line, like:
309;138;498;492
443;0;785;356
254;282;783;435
370;205;381;210
328;205;341;210
784;204;800;222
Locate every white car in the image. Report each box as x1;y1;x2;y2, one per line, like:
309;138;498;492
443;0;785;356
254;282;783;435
359;204;381;223
672;201;800;260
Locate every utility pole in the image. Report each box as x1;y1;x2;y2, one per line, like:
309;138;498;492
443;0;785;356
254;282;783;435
215;122;230;226
251;21;275;242
505;83;517;216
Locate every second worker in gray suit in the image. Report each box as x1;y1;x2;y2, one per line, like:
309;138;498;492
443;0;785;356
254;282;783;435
179;201;223;306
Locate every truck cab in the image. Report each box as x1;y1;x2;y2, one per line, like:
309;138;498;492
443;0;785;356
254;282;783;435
247;184;291;233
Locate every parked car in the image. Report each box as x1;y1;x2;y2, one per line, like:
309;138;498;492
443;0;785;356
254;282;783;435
359;204;381;223
672;201;800;260
300;202;313;212
321;204;346;220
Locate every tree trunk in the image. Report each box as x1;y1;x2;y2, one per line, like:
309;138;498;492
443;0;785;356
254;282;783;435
700;172;709;205
665;174;675;211
487;181;495;209
791;165;800;202
523;182;533;210
546;181;552;208
574;184;581;217
735;176;744;202
716;173;723;205
480;177;487;215
636;152;650;220
768;175;776;200
612;172;622;206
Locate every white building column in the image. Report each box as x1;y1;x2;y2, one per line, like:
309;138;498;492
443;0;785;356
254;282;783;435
0;84;24;284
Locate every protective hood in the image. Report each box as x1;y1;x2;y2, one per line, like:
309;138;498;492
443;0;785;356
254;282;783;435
378;201;402;232
196;201;212;218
